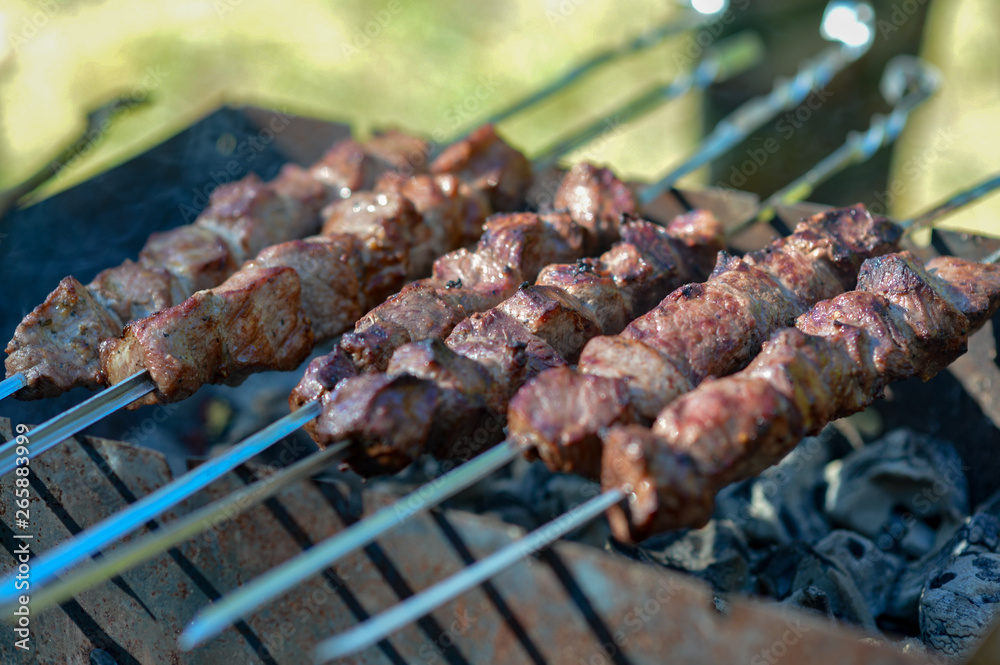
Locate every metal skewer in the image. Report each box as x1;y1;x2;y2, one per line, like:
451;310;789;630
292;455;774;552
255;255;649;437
309;248;1000;663
0;374;26;401
0;41;763;608
169;57;954;648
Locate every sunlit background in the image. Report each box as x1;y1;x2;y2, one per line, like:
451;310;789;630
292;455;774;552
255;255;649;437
0;0;997;232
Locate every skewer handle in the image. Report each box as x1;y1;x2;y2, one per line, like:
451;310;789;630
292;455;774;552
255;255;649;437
310;488;625;663
639;5;875;207
730;55;940;234
902;173;1000;232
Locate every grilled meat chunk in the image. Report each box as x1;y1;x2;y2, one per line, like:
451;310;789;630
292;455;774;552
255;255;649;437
4;277;122;399
321;191;424;301
340;283;469;373
314;374;440;476
511;367;633;479
496;285;601;363
100;266;313;407
430;124;532;211
553;162;637;251
249;235;364;341
602;253;1000;542
535;261;628;335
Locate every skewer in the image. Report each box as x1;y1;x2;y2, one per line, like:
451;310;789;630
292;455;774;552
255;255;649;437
0;39;761;609
309;248;1000;664
0;374;26;401
0;29;765;472
0;6;729;406
638;0;876;206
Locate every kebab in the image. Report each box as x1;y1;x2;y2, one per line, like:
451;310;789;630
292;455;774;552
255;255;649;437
6;18;874;609
306;245;1000;663
2;129;437;401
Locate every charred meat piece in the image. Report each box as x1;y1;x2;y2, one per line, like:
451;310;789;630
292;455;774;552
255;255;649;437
511;367;633;479
309;131;429;197
476;212;585;284
313;373;440;476
340;282;469;373
100;266;313;407
535;261;628;335
602;253;1000;543
430;124;532;212
553;162;637;252
496;285;601;363
321;191;424;301
446;309;567;382
375;172;489;276
4;277;122;399
249;235;364;341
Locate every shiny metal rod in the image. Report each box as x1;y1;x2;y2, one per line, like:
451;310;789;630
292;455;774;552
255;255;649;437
0;374;26;401
178;440;523;649
309;489;625;662
0;400;324;607
0;370;154;476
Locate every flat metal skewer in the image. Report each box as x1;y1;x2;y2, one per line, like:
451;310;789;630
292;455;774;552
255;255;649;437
0;374;26;401
311;246;1000;663
1;48;745;602
309;488;626;663
0;370;154;476
21;440;348;614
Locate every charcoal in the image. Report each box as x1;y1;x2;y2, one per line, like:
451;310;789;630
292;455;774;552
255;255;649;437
888;492;1000;622
755;541;877;630
814;530;904;620
825;429;969;558
715;434;832;547
919;552;1000;660
608;519;753;594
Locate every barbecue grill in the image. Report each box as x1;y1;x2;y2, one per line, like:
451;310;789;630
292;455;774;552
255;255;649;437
3;2;1000;663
